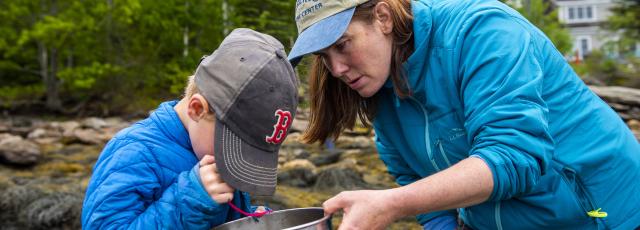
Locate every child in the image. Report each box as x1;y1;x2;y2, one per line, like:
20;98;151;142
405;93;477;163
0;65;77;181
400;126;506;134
81;28;298;229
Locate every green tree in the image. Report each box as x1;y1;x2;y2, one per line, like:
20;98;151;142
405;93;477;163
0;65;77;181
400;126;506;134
607;0;640;56
226;0;296;48
0;0;94;111
512;0;573;54
0;0;300;115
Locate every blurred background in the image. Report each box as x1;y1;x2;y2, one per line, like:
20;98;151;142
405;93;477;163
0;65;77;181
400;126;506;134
0;0;638;229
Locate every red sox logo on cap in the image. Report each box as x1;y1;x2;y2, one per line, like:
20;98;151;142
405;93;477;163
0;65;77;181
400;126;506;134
265;109;293;144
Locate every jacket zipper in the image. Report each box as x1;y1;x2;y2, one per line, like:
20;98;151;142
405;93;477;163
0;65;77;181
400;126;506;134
436;139;453;167
409;97;441;171
561;167;602;222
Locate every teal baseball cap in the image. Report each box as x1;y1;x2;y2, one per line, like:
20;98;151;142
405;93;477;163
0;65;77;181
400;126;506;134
288;0;369;67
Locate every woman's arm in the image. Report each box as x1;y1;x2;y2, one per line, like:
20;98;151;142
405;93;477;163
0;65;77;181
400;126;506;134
323;157;492;230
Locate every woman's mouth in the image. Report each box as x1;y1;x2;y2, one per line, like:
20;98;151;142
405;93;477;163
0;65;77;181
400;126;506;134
347;76;363;89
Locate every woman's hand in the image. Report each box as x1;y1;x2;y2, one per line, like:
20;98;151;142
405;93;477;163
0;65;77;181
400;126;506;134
199;155;235;204
323;189;401;230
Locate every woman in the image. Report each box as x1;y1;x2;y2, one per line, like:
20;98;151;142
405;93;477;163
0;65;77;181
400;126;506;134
288;0;640;229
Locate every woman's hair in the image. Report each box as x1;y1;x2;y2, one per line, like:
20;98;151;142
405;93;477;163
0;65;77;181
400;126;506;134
302;0;414;144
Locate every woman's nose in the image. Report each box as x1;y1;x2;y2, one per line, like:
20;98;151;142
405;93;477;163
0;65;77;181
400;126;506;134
327;56;349;78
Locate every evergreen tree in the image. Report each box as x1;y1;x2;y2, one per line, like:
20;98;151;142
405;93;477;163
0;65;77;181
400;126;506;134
512;0;573;54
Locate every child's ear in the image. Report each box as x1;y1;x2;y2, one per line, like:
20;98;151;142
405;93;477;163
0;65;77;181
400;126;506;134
187;94;210;121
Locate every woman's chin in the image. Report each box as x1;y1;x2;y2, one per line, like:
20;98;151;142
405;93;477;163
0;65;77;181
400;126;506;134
357;89;376;98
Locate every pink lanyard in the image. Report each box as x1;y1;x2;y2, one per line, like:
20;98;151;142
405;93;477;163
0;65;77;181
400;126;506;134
227;202;272;218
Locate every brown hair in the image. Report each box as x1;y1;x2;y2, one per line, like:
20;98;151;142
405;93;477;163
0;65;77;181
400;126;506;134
302;0;414;143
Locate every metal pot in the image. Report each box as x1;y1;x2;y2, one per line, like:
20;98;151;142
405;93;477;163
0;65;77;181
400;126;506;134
212;207;332;230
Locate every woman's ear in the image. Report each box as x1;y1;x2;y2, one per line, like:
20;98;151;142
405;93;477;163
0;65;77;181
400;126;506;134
187;94;210;122
374;2;393;34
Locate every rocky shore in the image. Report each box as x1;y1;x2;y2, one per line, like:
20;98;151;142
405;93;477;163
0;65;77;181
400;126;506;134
1;86;639;229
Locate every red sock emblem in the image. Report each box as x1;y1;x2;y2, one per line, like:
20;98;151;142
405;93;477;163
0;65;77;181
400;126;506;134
265;109;292;144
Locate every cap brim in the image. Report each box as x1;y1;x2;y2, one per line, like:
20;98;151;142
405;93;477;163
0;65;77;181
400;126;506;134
287;7;356;67
214;120;278;196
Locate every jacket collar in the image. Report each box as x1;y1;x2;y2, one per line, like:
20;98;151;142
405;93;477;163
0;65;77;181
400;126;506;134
150;101;193;151
384;0;433;94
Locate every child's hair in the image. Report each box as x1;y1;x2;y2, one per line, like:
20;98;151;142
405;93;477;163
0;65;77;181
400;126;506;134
183;75;215;118
184;75;199;99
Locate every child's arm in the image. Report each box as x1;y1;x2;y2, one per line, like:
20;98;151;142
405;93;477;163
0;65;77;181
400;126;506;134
82;142;237;229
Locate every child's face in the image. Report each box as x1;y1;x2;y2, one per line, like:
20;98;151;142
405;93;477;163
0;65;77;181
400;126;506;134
186;94;216;160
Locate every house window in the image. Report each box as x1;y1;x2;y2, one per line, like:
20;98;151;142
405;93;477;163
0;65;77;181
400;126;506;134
577;7;584;19
568;7;575;19
580;38;591;56
566;5;595;22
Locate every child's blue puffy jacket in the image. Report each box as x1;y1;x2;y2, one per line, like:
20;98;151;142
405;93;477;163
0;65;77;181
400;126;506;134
82;101;251;229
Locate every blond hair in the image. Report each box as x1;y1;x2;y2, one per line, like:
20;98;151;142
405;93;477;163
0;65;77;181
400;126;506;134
302;0;414;144
184;75;199;99
183;75;215;119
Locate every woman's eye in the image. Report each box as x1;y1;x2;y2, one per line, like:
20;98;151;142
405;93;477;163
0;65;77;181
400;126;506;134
336;40;348;51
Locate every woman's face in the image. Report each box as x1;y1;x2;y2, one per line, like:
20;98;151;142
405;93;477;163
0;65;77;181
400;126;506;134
318;10;394;98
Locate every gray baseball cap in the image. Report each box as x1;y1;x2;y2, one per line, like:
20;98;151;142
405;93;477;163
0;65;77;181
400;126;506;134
195;28;298;196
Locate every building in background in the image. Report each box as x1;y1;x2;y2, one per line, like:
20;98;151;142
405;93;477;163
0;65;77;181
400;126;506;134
555;0;640;61
555;0;616;61
508;0;639;62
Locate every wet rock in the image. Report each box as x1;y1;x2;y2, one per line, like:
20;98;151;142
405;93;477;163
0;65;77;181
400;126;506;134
277;159;317;187
590;86;640;120
335;136;374;149
0;134;41;165
57;121;80;138
27;128;61;139
27;128;62;145
82;117;108;130
282;132;305;148
63;128;108;145
628;120;640;140
292;148;311;160
0;185;46;225
21;193;82;229
0;120;9;132
309;149;343;166
278;148;310;163
290;118;308;133
313;164;369;193
340;149;367;160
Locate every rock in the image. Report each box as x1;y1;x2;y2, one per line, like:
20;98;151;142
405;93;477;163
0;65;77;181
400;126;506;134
335;136;374;149
628;119;640;131
278;148;310;163
82;117;107;130
313;164;369;193
0;121;9;132
65;128;108;145
290;118;308;133
309;149;343;166
58;121;80;138
292;148;311;159
590;86;640;107
340;149;367;160
282;132;305;148
0;134;41;166
0;185;45;215
277;159;317;188
21;193;82;229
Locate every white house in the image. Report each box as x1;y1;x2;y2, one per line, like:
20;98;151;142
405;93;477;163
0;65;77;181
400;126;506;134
554;0;618;61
